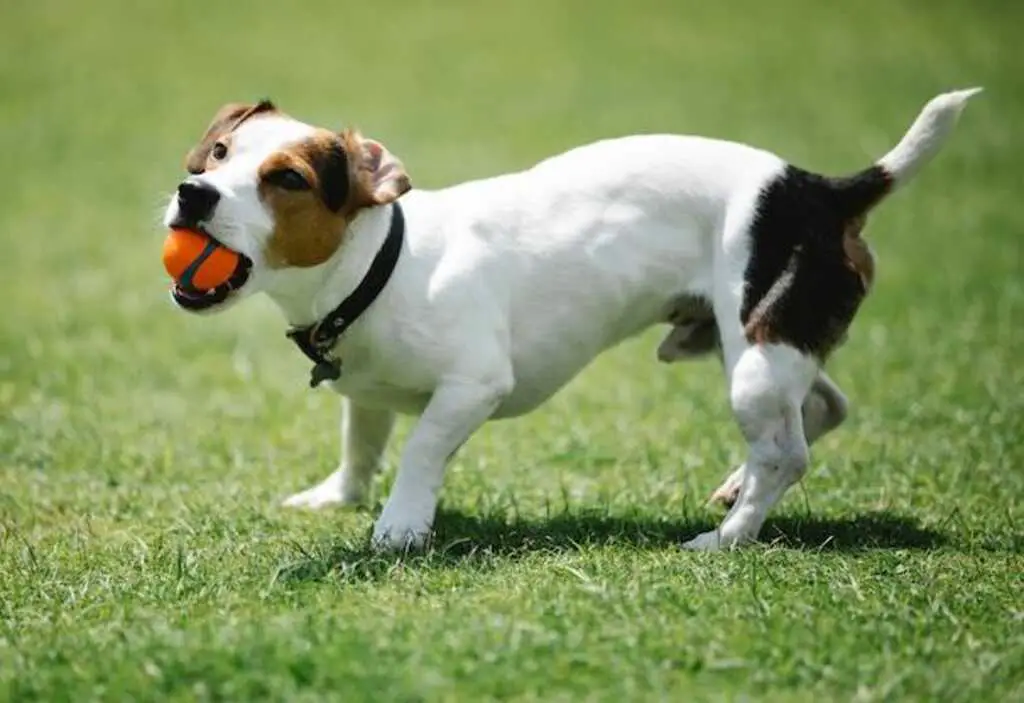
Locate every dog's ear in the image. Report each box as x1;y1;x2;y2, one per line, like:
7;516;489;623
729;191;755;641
345;132;411;206
185;100;277;174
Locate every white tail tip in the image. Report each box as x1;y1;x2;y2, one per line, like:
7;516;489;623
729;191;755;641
950;86;984;100
877;87;982;186
928;87;984;112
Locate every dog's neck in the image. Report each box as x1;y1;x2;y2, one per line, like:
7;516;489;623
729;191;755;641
261;204;395;328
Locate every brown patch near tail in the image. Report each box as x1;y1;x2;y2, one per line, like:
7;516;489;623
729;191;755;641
743;217;876;349
842;215;876;292
743;252;799;346
185;100;278;174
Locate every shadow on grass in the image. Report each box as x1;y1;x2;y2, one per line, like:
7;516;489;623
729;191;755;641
430;507;951;555
760;511;948;551
271;508;948;586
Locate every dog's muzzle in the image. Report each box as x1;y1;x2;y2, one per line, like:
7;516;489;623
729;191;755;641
176;179;221;224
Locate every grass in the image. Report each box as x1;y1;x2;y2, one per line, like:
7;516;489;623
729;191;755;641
1;0;1022;700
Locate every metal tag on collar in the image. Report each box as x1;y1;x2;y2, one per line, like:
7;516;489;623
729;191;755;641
309;358;342;388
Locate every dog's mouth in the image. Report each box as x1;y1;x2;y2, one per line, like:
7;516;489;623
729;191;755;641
169;230;254;313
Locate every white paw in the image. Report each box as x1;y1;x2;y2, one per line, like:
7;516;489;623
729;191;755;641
371;497;434;551
682;527;757;552
682;529;723;551
371;517;432;552
281;473;365;510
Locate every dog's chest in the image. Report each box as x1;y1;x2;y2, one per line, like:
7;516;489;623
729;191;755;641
323;325;437;414
328;370;433;415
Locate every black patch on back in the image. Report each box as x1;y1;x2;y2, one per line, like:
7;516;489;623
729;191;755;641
741;165;890;358
310;142;350;212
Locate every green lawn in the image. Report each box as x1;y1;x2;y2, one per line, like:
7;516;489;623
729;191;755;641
1;0;1022;700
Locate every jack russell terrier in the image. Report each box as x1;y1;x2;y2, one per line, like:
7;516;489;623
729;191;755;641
162;88;979;551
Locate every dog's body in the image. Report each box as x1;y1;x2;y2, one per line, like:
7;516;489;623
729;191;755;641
283;135;781;415
163;89;978;550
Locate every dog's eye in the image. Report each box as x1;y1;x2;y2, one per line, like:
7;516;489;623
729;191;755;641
264;168;310;191
211;142;228;160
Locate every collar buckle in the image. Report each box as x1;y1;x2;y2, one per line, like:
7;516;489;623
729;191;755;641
310;317;343;351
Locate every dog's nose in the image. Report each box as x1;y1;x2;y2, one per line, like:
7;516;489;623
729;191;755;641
176;179;221;223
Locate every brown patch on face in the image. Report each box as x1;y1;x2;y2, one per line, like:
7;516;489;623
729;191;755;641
185;100;278;174
260;128;413;269
260;130;357;268
842;216;876;292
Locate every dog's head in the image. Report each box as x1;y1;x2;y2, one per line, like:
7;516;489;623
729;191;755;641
162;101;411;313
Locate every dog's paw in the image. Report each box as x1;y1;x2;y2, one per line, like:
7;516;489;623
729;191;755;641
708;484;741;508
371;518;432;552
682;526;758;552
281;472;366;510
708;466;745;508
371;494;435;551
681;530;723;552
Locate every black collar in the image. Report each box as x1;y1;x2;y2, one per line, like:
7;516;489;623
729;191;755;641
286;203;405;388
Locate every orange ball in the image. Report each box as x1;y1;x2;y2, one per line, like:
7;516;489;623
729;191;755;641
162;229;240;290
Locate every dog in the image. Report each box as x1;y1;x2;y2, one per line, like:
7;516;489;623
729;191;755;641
162;88;979;550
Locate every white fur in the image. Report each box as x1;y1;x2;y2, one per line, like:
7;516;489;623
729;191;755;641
877;88;981;186
163;89;978;551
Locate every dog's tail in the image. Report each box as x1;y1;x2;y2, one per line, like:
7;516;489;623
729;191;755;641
826;87;982;218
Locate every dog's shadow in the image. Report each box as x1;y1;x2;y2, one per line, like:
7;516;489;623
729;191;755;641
434;507;948;552
272;508;950;586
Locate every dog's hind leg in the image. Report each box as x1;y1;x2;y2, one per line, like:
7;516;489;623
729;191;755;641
282;398;394;509
803;371;849;441
709;370;848;506
682;207;820;550
684;336;818;550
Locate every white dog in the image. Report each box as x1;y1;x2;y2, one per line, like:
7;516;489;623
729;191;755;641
163;88;979;550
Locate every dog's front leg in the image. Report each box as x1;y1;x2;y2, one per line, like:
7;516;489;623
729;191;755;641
372;374;511;551
283;399;394;509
